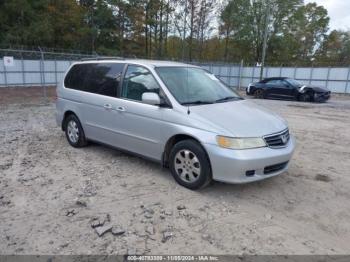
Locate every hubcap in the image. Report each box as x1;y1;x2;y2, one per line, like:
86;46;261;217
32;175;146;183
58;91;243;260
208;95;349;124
174;149;201;183
67;120;79;143
256;90;263;98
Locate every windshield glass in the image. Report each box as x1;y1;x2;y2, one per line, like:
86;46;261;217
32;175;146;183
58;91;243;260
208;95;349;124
286;78;302;87
155;67;241;105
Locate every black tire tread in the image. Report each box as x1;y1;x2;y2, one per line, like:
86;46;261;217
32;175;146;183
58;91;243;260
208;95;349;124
254;89;264;99
169;139;212;190
64;114;88;148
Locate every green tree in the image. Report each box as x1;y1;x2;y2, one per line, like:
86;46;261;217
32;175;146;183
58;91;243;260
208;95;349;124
0;0;51;47
47;0;87;50
316;30;350;65
288;2;329;62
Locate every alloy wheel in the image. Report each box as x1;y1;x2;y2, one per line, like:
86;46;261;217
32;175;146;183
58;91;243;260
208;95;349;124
67;120;79;143
174;149;201;183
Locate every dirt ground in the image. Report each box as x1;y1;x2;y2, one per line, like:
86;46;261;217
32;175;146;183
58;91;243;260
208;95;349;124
1;87;350;255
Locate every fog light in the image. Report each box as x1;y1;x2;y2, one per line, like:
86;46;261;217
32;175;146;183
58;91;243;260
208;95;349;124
246;170;255;177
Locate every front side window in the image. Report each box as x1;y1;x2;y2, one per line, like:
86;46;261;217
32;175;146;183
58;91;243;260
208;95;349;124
286;78;302;87
155;67;241;105
121;65;160;101
267;79;283;86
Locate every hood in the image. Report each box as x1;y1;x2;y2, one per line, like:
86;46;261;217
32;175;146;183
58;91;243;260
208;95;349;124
300;85;330;93
189;100;288;137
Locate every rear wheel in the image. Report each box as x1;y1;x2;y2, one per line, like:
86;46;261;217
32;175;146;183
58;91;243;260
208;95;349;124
169;140;212;190
64;114;88;148
254;89;264;99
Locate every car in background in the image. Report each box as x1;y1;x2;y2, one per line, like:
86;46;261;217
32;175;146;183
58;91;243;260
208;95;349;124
246;77;331;102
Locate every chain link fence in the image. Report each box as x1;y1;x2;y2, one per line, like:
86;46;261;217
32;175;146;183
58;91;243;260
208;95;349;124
0;48;96;102
1;48;349;103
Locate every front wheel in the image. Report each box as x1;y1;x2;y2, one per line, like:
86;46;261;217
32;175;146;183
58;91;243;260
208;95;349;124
169;140;212;190
299;92;313;102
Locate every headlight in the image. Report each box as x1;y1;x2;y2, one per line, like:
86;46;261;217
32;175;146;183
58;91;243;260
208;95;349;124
216;136;266;150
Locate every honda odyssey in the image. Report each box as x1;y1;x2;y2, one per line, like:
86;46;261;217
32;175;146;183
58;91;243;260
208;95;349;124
56;59;295;189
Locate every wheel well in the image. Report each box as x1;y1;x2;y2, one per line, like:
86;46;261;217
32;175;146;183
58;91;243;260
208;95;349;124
298;89;315;101
62;110;76;131
162;134;208;168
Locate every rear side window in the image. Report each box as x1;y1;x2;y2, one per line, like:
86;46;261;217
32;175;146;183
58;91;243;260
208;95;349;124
64;63;125;97
268;79;283;85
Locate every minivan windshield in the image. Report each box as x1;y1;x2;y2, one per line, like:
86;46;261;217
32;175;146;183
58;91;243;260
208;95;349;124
155;67;241;105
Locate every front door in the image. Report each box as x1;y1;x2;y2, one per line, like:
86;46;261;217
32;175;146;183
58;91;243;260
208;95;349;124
266;79;291;99
110;65;165;161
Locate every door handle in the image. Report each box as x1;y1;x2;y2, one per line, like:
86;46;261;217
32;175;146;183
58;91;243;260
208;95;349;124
104;103;113;110
116;106;126;112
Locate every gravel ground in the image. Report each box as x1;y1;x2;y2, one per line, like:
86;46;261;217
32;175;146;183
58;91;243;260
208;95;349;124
1;88;350;255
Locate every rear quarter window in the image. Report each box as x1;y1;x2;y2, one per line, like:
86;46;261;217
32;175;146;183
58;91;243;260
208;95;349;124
64;63;125;97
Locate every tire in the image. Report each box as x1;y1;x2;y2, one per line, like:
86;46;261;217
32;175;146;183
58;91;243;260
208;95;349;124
169;139;212;190
64;114;88;148
299;92;312;102
254;89;264;99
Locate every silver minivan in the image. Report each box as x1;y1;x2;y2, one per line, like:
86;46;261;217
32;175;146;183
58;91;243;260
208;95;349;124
56;59;295;189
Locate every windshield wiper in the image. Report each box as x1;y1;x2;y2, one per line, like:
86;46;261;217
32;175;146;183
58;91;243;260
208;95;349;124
181;100;214;106
215;96;242;103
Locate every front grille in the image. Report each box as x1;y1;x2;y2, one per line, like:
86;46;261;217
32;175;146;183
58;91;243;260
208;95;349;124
264;129;290;148
264;162;288;175
317;91;330;98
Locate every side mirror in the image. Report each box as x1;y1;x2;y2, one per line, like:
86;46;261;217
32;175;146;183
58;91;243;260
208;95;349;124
142;92;161;106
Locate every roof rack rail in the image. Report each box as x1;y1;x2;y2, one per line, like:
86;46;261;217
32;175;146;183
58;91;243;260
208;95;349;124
80;56;125;61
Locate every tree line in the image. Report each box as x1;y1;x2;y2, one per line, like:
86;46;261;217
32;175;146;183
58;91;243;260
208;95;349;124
0;0;349;65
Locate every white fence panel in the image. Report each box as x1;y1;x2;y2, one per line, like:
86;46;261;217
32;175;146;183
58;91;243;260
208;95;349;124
281;68;295;78
329;68;348;80
25;60;41;71
1;57;350;93
266;67;280;77
312;68;329;80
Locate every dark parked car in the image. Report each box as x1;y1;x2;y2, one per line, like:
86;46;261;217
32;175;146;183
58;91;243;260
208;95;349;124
246;77;331;102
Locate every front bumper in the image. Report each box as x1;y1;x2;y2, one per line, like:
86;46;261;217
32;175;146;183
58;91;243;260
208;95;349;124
314;92;331;102
204;136;295;184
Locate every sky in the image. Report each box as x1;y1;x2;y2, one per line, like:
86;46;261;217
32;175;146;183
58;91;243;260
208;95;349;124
305;0;350;31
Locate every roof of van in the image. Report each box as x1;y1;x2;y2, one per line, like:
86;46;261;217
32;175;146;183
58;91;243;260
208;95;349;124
78;59;196;68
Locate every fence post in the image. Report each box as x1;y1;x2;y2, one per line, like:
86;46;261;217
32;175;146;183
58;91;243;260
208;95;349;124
325;67;331;89
293;66;297;79
279;65;282;77
228;63;232;88
309;65;314;85
345;66;350;94
4;58;8;87
265;66;269;78
54;58;58;86
238;59;243;90
21;54;25;86
252;66;255;83
38;47;47;102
